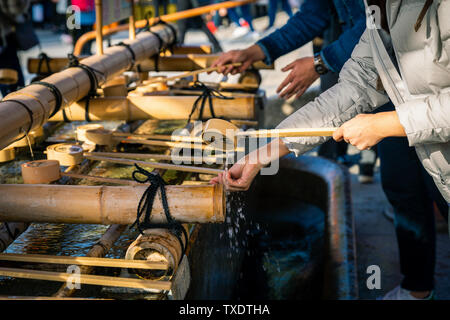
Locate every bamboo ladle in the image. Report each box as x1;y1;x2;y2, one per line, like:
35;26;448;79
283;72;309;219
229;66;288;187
201;119;338;150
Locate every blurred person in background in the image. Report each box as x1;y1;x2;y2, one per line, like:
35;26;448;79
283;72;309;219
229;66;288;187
266;0;293;32
176;0;223;52
212;0;369;172
212;0;450;300
226;3;256;39
0;0;39;97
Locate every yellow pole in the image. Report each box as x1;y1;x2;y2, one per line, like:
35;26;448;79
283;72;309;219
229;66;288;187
95;0;104;55
129;0;136;40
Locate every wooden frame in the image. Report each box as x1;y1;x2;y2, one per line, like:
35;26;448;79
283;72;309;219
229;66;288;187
0;253;168;270
0;267;171;290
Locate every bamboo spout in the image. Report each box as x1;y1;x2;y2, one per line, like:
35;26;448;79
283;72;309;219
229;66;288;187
0;184;225;225
0;24;176;150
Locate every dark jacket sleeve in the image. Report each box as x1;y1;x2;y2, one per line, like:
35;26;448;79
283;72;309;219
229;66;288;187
320;14;367;72
256;0;332;66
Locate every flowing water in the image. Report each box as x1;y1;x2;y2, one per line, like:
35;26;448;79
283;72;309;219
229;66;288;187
235;196;325;299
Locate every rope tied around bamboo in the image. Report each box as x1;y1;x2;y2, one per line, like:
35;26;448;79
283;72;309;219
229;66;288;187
0;99;34;146
66;54;104;122
131;164;188;262
139;12;178;72
187;81;234;124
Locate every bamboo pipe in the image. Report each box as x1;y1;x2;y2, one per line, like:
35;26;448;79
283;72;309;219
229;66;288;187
47;96;255;122
53;224;127;297
56;119;164;298
0;69;18;85
0;162;82;253
73;0;257;56
0;267;171;291
85;151;226;163
27;57;78;75
0;253;168;270
143;63;242;85
0;24;176;150
83;154;224;175
27;53;269;75
26;45;213;75
164;44;211;55
0;184;225;224
138;54;271;72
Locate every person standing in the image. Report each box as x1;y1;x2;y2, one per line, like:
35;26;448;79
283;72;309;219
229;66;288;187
0;0;37;97
212;0;450;300
266;0;293;31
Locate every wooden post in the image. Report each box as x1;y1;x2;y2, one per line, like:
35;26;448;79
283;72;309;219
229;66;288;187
95;0;104;55
129;0;136;41
0;184;225;224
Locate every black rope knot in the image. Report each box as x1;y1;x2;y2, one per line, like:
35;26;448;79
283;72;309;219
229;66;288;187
0;99;34;144
116;42;136;71
67;53;104;122
31;81;63;118
137;11;177;72
131;164;188;260
187;81;234;124
37;52;52;76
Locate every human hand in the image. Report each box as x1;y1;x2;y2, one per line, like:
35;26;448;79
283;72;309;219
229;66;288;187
277;57;319;100
210;159;262;192
332;114;385;150
210;45;265;76
333;112;406;150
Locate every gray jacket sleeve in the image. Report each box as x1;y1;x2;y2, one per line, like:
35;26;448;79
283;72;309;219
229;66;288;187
396;94;450;146
276;29;389;156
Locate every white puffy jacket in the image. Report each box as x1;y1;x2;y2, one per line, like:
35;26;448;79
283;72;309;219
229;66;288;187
277;0;450;202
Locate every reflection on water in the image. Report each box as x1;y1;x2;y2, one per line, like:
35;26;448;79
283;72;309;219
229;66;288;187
5;223;139;258
0;223;140;297
237;198;325;299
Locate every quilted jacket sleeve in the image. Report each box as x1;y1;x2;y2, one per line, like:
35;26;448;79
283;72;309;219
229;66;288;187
276;29;390;156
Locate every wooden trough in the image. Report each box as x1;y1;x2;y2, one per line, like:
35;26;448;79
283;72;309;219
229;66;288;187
185;155;358;299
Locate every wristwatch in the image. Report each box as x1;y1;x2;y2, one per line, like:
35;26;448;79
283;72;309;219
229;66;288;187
313;53;329;75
